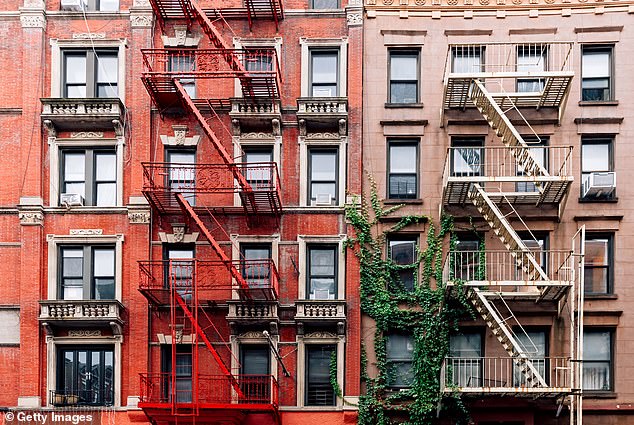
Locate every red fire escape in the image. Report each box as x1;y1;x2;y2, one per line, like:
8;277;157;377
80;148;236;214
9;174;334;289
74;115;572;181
138;1;284;424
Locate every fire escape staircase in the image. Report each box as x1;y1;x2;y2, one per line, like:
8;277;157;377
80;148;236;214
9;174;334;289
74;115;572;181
463;79;563;389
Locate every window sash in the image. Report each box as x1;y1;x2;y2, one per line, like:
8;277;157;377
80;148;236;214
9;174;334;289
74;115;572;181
388;142;418;199
60;246;115;300
582;331;612;391
584;235;612;294
388;239;417;290
63;50;119;98
582;47;612;101
61;149;116;207
308;148;338;204
305;345;336;406
307;246;337;300
310;50;339;97
389;51;419;103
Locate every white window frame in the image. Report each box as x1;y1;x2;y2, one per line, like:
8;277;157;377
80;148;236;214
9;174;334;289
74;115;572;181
48;136;125;208
299;38;348;98
50;38;127;103
233;134;282;207
231;234;280;300
233;37;283;98
296;333;345;408
46;233;124;301
46;334;122;408
230;332;278;383
298;235;346;300
299;136;348;208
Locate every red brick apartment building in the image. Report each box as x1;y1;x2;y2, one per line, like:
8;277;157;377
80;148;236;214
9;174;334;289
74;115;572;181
361;0;633;424
0;0;363;424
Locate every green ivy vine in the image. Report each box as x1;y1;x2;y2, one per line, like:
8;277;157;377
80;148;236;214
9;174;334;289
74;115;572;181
344;179;472;425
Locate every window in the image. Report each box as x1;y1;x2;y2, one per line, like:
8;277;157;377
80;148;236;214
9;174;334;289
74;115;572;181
583;330;613;391
513;330;547;386
305;345;336;406
310;0;339;8
241;244;272;289
59;245;115;300
63;50;118;98
56;346;114;406
388;237;417;291
516;137;548;192
61;149;116;207
161;346;192;403
388;140;418;199
449;331;483;387
308;148;338;205
388;50;419;104
517;232;548;280
240;345;270;401
517;45;547;92
243;147;274;189
307;245;337;300
584;233;613;295
386;334;415;388
169;51;196;98
452;46;483;73
0;308;20;345
164;245;194;301
582;46;613;101
310;50;339;97
166;149;196;205
451;137;484;177
69;0;119;11
581;137;614;199
453;235;481;281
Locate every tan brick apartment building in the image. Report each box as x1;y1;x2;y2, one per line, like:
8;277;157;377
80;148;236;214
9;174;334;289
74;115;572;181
0;0;363;424
362;0;633;424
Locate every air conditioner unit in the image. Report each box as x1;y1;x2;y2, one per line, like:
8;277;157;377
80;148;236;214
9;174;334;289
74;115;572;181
60;193;84;207
583;172;616;198
314;193;333;206
60;0;84;11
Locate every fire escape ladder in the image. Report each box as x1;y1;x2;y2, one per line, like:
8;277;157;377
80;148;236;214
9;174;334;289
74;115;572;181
469;184;548;282
175;193;254;296
173;293;246;398
469;80;550;187
468;288;548;388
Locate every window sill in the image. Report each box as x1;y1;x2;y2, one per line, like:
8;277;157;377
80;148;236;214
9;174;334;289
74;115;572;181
585;294;618;300
583;391;617;399
578;197;618;203
578;100;619;106
384;103;424;109
383;199;423;205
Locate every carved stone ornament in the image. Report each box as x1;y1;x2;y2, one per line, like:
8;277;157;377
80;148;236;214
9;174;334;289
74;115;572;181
174;127;187;145
239;331;265;339
271;118;281;136
71;131;104;139
240;132;275;140
128;211;150;224
347;11;363;26
348;0;363;4
68;330;102;337
132;0;150;6
175;27;187;45
304;331;338;339
172;225;186;242
130;13;153;28
72;33;106;40
19;211;43;226
70;229;103;235
20;13;45;28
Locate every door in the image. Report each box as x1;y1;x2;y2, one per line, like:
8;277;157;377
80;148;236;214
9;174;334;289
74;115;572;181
164;246;194;302
57;347;114;406
240;345;270;402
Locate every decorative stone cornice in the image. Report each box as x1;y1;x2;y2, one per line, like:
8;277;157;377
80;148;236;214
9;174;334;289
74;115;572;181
20;9;46;28
365;0;633;12
160;125;200;146
70;229;103;235
128;211;150;224
130;11;153;28
19;211;44;226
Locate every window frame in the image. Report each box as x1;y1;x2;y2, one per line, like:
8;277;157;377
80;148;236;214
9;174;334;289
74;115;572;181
584;232;614;295
387;139;419;200
451;46;485;73
583;329;614;392
307;147;339;206
309;0;340;8
516;45;548;93
160;345;193;403
388;49;420;104
60;147;117;207
451;136;485;177
387;235;418;291
58;244;116;301
62;49;119;98
56;345;115;407
580;136;615;200
449;329;485;388
165;147;197;206
305;344;337;406
306;244;338;300
385;333;415;389
511;328;549;387
581;45;614;102
516;136;549;193
308;48;340;97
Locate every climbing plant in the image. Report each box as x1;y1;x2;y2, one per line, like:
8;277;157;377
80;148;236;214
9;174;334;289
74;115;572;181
344;178;472;425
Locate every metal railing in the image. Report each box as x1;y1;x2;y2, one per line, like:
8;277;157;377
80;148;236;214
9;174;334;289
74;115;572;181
444;42;574;77
139;373;279;406
443;357;571;392
442;146;573;187
139;259;279;301
50;389;113;407
443;249;574;284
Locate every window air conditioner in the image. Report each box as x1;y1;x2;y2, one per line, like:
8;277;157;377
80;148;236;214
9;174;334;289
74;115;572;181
60;193;85;207
314;193;333;206
60;0;83;11
583;172;616;198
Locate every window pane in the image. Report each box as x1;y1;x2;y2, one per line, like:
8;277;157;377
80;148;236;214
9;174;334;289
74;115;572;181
582;144;609;172
96;183;116;206
312;0;338;7
312;53;337;84
94;248;115;277
583;51;610;78
453;148;482;175
386;334;414;360
390;145;417;173
63;249;84;277
64;153;86;182
583;331;611;391
310;249;335;275
389;240;415;265
450;333;482;357
96;153;116;180
97;55;118;83
586;239;608;266
311;151;337;180
98;0;118;10
94;278;115;300
517;47;546;72
65;55;86;84
516;331;546;356
306;346;336;406
309;278;335;299
241;346;269;375
66;86;87;97
452;49;481;73
584;331;610;361
390;82;417;104
390;54;417;80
